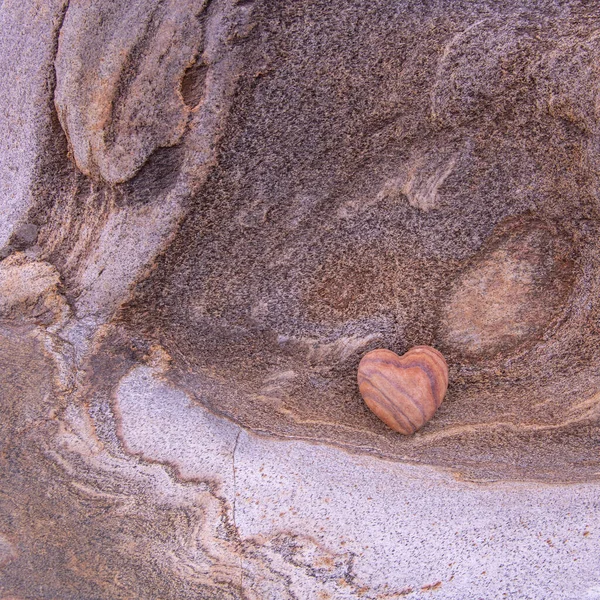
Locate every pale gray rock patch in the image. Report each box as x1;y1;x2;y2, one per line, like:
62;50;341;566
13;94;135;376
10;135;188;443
115;364;240;495
234;432;600;600
113;362;600;599
0;0;69;248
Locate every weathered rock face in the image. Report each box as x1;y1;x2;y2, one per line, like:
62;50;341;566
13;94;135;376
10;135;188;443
3;0;600;598
118;0;600;483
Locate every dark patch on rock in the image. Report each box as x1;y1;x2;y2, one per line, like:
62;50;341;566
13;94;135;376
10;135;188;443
10;223;39;248
116;145;186;206
181;60;209;108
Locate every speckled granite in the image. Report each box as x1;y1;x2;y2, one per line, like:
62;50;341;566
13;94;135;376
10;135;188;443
2;0;600;597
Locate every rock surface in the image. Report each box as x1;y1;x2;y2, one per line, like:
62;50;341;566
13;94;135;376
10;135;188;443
2;0;600;597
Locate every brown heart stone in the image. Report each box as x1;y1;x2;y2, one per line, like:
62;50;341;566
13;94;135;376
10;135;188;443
357;346;449;435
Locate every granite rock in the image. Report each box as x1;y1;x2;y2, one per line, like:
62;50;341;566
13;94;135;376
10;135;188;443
2;0;600;597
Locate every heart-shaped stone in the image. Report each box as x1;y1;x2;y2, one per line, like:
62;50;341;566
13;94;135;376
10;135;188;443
357;346;448;435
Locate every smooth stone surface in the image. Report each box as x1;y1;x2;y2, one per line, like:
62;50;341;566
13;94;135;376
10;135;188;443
357;346;448;435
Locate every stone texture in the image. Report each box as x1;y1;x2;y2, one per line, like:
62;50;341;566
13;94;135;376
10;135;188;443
357;346;448;434
0;0;69;249
119;0;600;482
2;0;600;597
0;252;70;326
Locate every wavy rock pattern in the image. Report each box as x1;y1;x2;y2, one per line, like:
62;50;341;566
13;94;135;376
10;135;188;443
3;0;600;597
